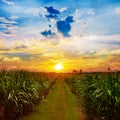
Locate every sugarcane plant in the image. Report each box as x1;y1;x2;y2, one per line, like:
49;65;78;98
66;72;120;120
0;70;56;120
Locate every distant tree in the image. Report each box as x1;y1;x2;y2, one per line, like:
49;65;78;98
108;67;111;72
79;69;83;73
72;69;78;73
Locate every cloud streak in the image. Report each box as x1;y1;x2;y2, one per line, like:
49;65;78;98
2;0;15;5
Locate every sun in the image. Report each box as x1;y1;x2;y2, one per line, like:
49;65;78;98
54;63;63;71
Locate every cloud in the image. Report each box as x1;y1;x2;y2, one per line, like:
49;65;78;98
95;49;120;56
8;52;33;60
33;7;47;17
0;48;11;51
57;21;71;36
108;55;120;64
0;16;18;35
45;6;60;20
1;29;13;35
15;45;28;49
38;6;75;37
0;28;14;35
41;30;56;38
2;0;15;5
116;7;120;14
59;7;67;12
3;57;21;62
9;15;19;20
87;9;95;15
0;17;17;24
46;14;58;19
0;40;28;51
45;6;60;14
56;16;74;36
100;41;120;45
65;16;74;23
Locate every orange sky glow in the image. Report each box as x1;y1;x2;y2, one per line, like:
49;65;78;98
0;1;120;72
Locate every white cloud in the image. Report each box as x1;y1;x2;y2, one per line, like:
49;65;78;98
0;17;17;24
33;9;40;17
3;0;15;5
74;9;82;21
87;9;95;15
9;15;19;20
59;7;67;12
33;7;47;17
116;7;120;14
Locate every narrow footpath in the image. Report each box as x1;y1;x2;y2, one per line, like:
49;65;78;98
20;80;85;120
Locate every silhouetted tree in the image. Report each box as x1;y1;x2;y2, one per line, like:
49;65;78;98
72;69;78;73
108;67;111;72
79;69;83;73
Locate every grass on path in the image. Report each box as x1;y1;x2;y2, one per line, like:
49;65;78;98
19;80;85;120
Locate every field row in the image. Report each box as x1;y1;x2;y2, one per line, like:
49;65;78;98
66;73;120;120
0;70;56;120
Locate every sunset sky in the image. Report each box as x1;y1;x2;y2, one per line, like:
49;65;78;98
0;0;120;72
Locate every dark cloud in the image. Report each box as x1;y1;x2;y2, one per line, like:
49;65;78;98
49;24;52;27
15;45;28;49
3;52;33;60
0;48;10;51
45;6;60;14
65;16;74;23
45;6;60;20
81;56;97;59
43;6;74;37
0;45;28;51
56;16;74;37
46;14;58;19
41;30;56;38
57;20;71;36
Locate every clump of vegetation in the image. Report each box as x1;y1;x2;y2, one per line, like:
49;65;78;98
0;70;56;120
66;72;120;120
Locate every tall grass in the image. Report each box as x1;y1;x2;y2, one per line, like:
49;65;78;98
0;70;56;120
66;72;120;120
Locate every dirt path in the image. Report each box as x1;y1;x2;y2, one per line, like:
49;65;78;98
20;80;84;120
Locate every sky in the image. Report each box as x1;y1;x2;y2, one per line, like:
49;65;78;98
0;0;120;72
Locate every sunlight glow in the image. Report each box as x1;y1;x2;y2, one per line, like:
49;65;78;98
54;63;63;71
